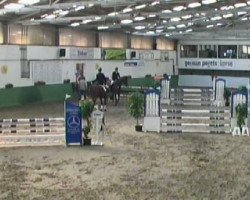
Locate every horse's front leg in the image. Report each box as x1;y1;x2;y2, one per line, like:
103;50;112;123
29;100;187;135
104;97;107;111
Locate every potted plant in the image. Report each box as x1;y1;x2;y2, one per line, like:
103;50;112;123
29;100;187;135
80;99;94;145
236;103;247;131
128;92;144;131
223;87;231;106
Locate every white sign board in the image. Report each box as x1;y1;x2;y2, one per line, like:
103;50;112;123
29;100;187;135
69;48;95;59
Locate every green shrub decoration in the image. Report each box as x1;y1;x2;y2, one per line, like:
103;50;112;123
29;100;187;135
128;92;144;126
80;100;94;138
5;83;13;89
236;103;248;129
237;86;247;93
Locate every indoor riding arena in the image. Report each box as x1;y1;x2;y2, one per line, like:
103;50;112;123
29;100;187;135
0;0;249;200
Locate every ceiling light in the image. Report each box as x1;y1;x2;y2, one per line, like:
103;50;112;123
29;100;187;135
135;26;145;30
121;19;133;24
173;6;185;12
88;3;94;7
206;24;214;28
151;1;160;6
70;22;80;27
19;0;39;5
223;13;233;18
75;6;85;11
157;26;164;29
41;14;48;18
217;23;223;26
163;20;167;23
135;4;146;10
211;16;222;21
195;13;200;17
188;2;201;8
248;1;250;5
167;26;176;30
108;12;118;16
202;0;216;4
156;29;163;33
171;17;181;22
220;5;234;10
186;29;193;32
146;31;155;35
45;14;56;19
165;33;170;37
148;14;156;18
238;11;247;16
177;24;186;28
234;3;246;8
98;26;109;30
241;17;248;21
162;9;172;13
134;16;145;21
182;15;192;20
95;16;101;20
59;10;69;16
188;22;193;26
4;3;24;10
82;19;92;24
179;31;183;34
123;7;133;13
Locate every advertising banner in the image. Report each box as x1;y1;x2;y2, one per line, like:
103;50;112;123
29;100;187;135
70;48;94;59
102;49;126;60
65;101;82;145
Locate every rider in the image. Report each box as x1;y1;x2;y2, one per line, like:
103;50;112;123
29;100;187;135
96;68;106;85
112;67;120;83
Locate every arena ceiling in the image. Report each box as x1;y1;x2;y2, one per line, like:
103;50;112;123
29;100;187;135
0;0;250;39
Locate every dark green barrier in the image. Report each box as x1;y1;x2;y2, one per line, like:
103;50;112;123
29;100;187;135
0;84;75;108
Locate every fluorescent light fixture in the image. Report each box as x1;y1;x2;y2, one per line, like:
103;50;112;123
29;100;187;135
162;9;172;13
234;3;246;8
156;29;163;33
179;31;183;34
171;17;181;22
211;16;222;21
173;6;185;12
41;14;48;18
70;22;80;27
195;13;200;17
241;17;248;21
123;7;133;13
162;20;167;23
121;19;133;24
45;14;56;19
4;3;24;10
95;16;101;20
151;1;160;6
108;12;118;16
75;6;85;11
202;0;216;5
248;1;250;5
238;11;247;16
206;24;214;28
177;24;186;28
134;16;145;21
182;15;192;20
19;0;39;5
188;2;201;8
165;33;170;37
135;4;146;10
188;22;194;26
167;26;176;30
135;26;145;30
201;13;206;16
217;23;223;26
148;14;156;18
88;3;94;7
223;13;233;18
97;26;109;30
82;19;92;24
59;10;69;16
156;26;164;29
186;29;193;32
220;5;234;10
146;31;155;35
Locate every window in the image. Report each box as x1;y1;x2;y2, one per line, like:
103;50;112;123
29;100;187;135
238;45;250;59
180;45;197;58
199;45;217;58
218;45;237;58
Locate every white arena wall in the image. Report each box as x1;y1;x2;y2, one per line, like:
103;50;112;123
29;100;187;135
0;45;176;88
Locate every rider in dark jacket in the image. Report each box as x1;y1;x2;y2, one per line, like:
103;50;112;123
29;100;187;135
112;67;120;82
96;68;106;85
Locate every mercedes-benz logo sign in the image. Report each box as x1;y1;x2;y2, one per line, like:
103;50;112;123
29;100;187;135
67;116;80;128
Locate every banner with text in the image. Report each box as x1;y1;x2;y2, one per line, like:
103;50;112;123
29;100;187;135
69;48;95;59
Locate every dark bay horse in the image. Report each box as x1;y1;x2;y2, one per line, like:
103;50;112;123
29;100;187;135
111;76;129;105
87;80;110;110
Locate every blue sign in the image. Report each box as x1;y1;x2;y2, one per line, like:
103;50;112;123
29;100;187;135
65;101;82;145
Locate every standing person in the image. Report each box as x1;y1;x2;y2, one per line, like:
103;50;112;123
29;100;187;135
96;68;106;85
79;76;87;100
112;67;120;83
